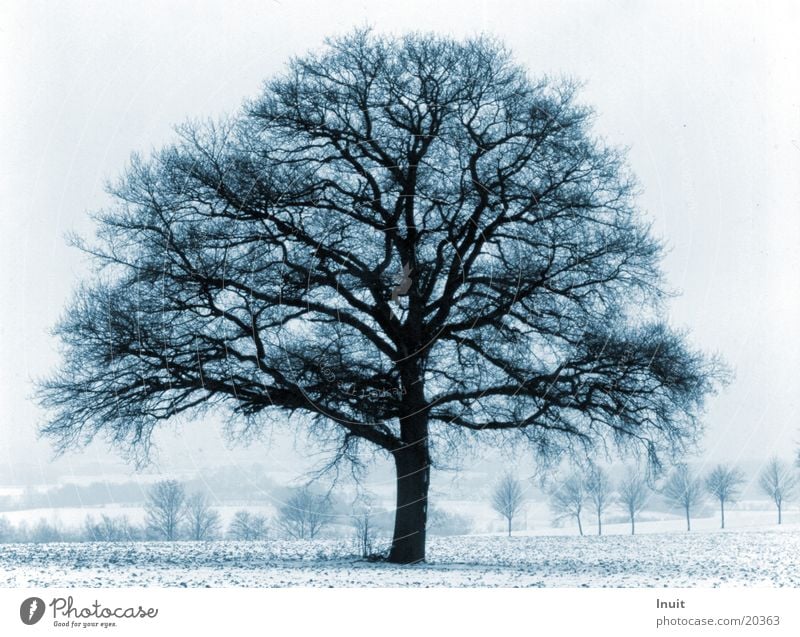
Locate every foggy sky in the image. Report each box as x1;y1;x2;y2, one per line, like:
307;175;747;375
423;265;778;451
1;0;798;485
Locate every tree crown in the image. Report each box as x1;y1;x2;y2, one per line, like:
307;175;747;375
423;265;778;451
38;29;725;473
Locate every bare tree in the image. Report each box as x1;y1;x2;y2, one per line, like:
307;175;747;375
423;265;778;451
585;465;611;536
38;29;726;563
145;480;186;541
30;519;62;543
351;492;383;558
491;474;525;537
228;511;269;541
277;488;332;540
185;492;221;541
705;464;744;529
759;457;797;524
550;472;586;536
0;517;12;543
352;506;375;558
428;507;473;536
617;467;650;535
84;514;138;542
661;464;704;531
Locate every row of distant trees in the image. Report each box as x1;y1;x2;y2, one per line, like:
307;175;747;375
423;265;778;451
142;480;332;541
0;480;330;544
659;458;796;530
491;468;649;536
493;456;799;536
4;457;797;543
0;480;472;552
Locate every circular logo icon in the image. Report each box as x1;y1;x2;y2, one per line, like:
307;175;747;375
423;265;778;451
20;597;46;625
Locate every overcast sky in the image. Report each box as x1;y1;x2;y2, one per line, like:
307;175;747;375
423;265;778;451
1;0;798;485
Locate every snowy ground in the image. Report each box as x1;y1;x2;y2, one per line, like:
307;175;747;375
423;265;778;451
2;527;800;588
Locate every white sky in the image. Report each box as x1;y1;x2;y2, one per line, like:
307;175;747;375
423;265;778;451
1;0;798;485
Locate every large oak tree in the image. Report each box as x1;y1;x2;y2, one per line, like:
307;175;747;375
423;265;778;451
39;30;724;563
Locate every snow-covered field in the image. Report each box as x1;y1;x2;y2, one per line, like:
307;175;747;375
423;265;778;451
2;527;800;588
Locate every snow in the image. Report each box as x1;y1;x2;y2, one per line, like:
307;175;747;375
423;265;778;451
2;527;800;587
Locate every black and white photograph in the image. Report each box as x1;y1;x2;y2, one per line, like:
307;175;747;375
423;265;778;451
1;0;799;631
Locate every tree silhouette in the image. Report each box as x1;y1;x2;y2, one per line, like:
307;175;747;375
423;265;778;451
491;474;525;536
585;464;611;536
84;514;139;542
661;464;704;531
228;511;268;541
550;471;586;535
185;492;221;541
38;30;724;563
617;467;649;535
704;464;744;529
759;457;796;524
277;488;331;539
145;480;186;541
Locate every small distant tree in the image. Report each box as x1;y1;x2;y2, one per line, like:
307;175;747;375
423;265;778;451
228;510;268;541
277;488;331;540
0;516;14;543
118;516;139;541
14;521;30;543
661;464;704;531
83;515;107;542
491;474;525;537
585;465;611;536
427;507;473;536
759;457;797;524
352;506;374;558
617;467;649;535
705;464;744;529
185;492;221;541
30;518;62;543
84;514;138;542
351;492;382;558
145;480;186;541
550;472;586;536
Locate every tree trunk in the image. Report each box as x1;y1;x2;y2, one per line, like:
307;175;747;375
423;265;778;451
720;499;725;529
387;403;430;564
685;506;691;532
597;510;602;536
778;502;782;525
577;513;583;536
387;314;429;564
630;514;635;536
507;517;512;537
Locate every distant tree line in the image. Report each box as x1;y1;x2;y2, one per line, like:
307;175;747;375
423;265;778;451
3;456;798;545
0;480;325;544
530;456;799;535
0;479;470;550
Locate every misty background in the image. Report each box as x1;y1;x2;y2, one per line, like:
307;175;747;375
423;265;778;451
1;1;798;532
